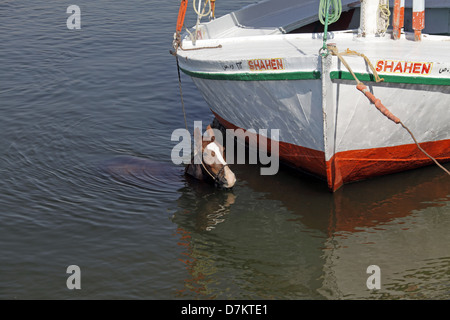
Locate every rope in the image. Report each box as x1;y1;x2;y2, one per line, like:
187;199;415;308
201;161;228;183
328;44;450;177
318;0;342;25
378;1;391;35
173;1;231;182
176;56;227;181
318;0;342;56
193;0;211;18
175;55;189;133
399;122;450;176
192;0;211;44
172;0;221;52
329;46;384;83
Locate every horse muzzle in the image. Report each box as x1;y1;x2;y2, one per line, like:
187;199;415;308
220;166;236;189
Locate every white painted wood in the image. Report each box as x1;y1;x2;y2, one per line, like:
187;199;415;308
359;0;380;36
176;0;450;163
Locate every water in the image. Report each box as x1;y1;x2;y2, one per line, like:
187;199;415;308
0;1;449;300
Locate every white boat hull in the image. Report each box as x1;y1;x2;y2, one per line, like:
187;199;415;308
175;1;450;190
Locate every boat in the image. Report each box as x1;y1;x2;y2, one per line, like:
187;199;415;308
172;0;450;191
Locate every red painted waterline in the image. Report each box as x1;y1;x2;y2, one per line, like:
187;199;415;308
211;110;450;191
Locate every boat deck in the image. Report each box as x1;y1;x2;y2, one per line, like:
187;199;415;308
179;0;450;78
194;0;359;39
179;31;450;80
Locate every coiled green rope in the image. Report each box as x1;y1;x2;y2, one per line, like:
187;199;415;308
318;0;342;56
319;0;342;25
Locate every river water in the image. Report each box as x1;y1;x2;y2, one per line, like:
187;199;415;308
0;0;449;300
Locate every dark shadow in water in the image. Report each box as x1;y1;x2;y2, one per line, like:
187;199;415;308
330;166;449;234
99;155;185;192
233;162;450;234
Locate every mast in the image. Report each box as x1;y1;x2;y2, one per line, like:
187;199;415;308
359;0;386;36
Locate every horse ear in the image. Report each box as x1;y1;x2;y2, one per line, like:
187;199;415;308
205;125;215;141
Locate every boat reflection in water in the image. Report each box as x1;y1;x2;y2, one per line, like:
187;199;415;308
101;154;449;298
172;161;450;299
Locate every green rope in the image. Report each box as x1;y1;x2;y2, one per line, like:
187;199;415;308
318;0;342;56
319;0;342;25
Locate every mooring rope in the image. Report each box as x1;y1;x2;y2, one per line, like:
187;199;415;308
398;123;450;176
328;44;450;176
175;58;227;181
175;55;189;133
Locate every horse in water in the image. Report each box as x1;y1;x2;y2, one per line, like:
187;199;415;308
102;125;236;189
185;125;236;189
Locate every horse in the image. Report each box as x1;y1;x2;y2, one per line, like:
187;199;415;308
101;125;236;189
185;125;236;189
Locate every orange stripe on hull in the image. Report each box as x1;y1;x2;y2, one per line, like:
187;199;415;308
211;111;450;191
211;110;326;177
327;140;450;191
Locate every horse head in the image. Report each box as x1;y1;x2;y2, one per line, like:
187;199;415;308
185;125;236;189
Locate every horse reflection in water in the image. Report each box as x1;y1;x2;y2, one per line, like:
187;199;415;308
172;178;237;297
